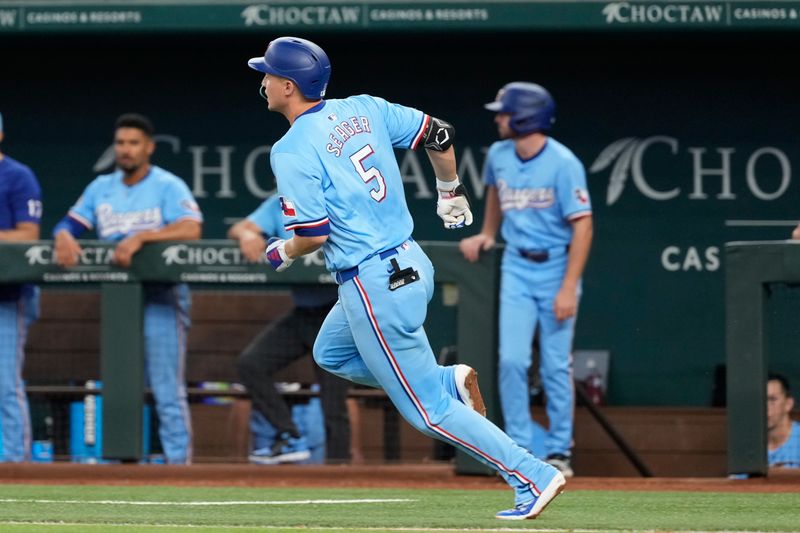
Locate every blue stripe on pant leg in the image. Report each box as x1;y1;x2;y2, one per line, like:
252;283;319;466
144;286;191;464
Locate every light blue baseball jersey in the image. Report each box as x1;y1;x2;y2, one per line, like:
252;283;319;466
769;420;800;468
484;138;591;250
271;95;428;272
247;195;337;308
67;165;202;240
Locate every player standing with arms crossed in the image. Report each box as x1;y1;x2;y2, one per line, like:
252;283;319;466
460;83;593;477
0;113;42;462
53;114;202;464
249;37;564;519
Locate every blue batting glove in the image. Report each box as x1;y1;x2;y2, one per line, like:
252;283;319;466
265;237;294;272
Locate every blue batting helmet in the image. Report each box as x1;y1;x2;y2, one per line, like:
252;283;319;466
248;36;331;100
484;82;555;135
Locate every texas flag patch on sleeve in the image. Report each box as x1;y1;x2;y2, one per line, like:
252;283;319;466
279;196;296;217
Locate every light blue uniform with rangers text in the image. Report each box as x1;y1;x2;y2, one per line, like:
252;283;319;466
273;95;557;505
485;138;591;458
67;165;202;464
0;156;41;462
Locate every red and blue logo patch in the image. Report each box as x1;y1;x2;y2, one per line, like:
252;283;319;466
279;196;296;217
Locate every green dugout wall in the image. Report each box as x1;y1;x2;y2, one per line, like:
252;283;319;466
2;1;800;406
0;240;499;471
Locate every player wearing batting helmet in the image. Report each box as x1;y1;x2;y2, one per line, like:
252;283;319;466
249;37;565;519
0;112;42;462
461;82;593;478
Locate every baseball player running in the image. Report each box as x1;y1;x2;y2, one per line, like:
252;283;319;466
53;113;202;464
460;83;593;477
249;37;564;519
0;113;42;462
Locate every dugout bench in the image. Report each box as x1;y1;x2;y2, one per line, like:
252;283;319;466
0;240;500;473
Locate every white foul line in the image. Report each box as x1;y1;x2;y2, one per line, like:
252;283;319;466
0;522;787;533
0;498;415;506
725;220;798;227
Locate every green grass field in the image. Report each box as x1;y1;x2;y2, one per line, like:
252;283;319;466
0;484;797;533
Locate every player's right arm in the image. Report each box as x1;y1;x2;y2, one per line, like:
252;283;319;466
53;181;98;267
229;195;288;262
460;143;503;262
265;151;330;271
460;185;501;263
228;219;267;263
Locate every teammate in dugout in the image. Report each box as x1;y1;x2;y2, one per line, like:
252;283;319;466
249;36;565;520
460;83;593;478
0;112;43;462
228;194;351;464
53;113;202;464
767;373;800;469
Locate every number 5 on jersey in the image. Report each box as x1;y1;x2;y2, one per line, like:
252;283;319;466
350;144;386;202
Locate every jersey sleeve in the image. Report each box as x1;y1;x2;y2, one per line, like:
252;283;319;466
363;95;428;150
67;180;100;229
557;157;592;221
9;166;42;225
246;195;289;239
161;178;203;225
271;151;329;237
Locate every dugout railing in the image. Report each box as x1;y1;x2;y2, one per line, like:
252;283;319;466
0;240;500;473
724;240;800;477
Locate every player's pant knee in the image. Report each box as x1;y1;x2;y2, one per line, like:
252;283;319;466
311;337;334;372
499;354;529;376
235;353;260;385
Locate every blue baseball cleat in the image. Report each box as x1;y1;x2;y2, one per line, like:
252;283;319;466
495;471;566;520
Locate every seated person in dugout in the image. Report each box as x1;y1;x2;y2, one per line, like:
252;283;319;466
767;373;800;469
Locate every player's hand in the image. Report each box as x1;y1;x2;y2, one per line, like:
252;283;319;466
238;232;267;262
436;178;473;230
554;285;578;321
459;234;495;263
792;224;800;240
265;237;294;272
113;235;144;268
54;230;83;267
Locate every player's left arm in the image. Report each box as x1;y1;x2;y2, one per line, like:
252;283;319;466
554;158;593;321
421;120;473;230
0;222;40;241
554;215;593;321
369;96;471;229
